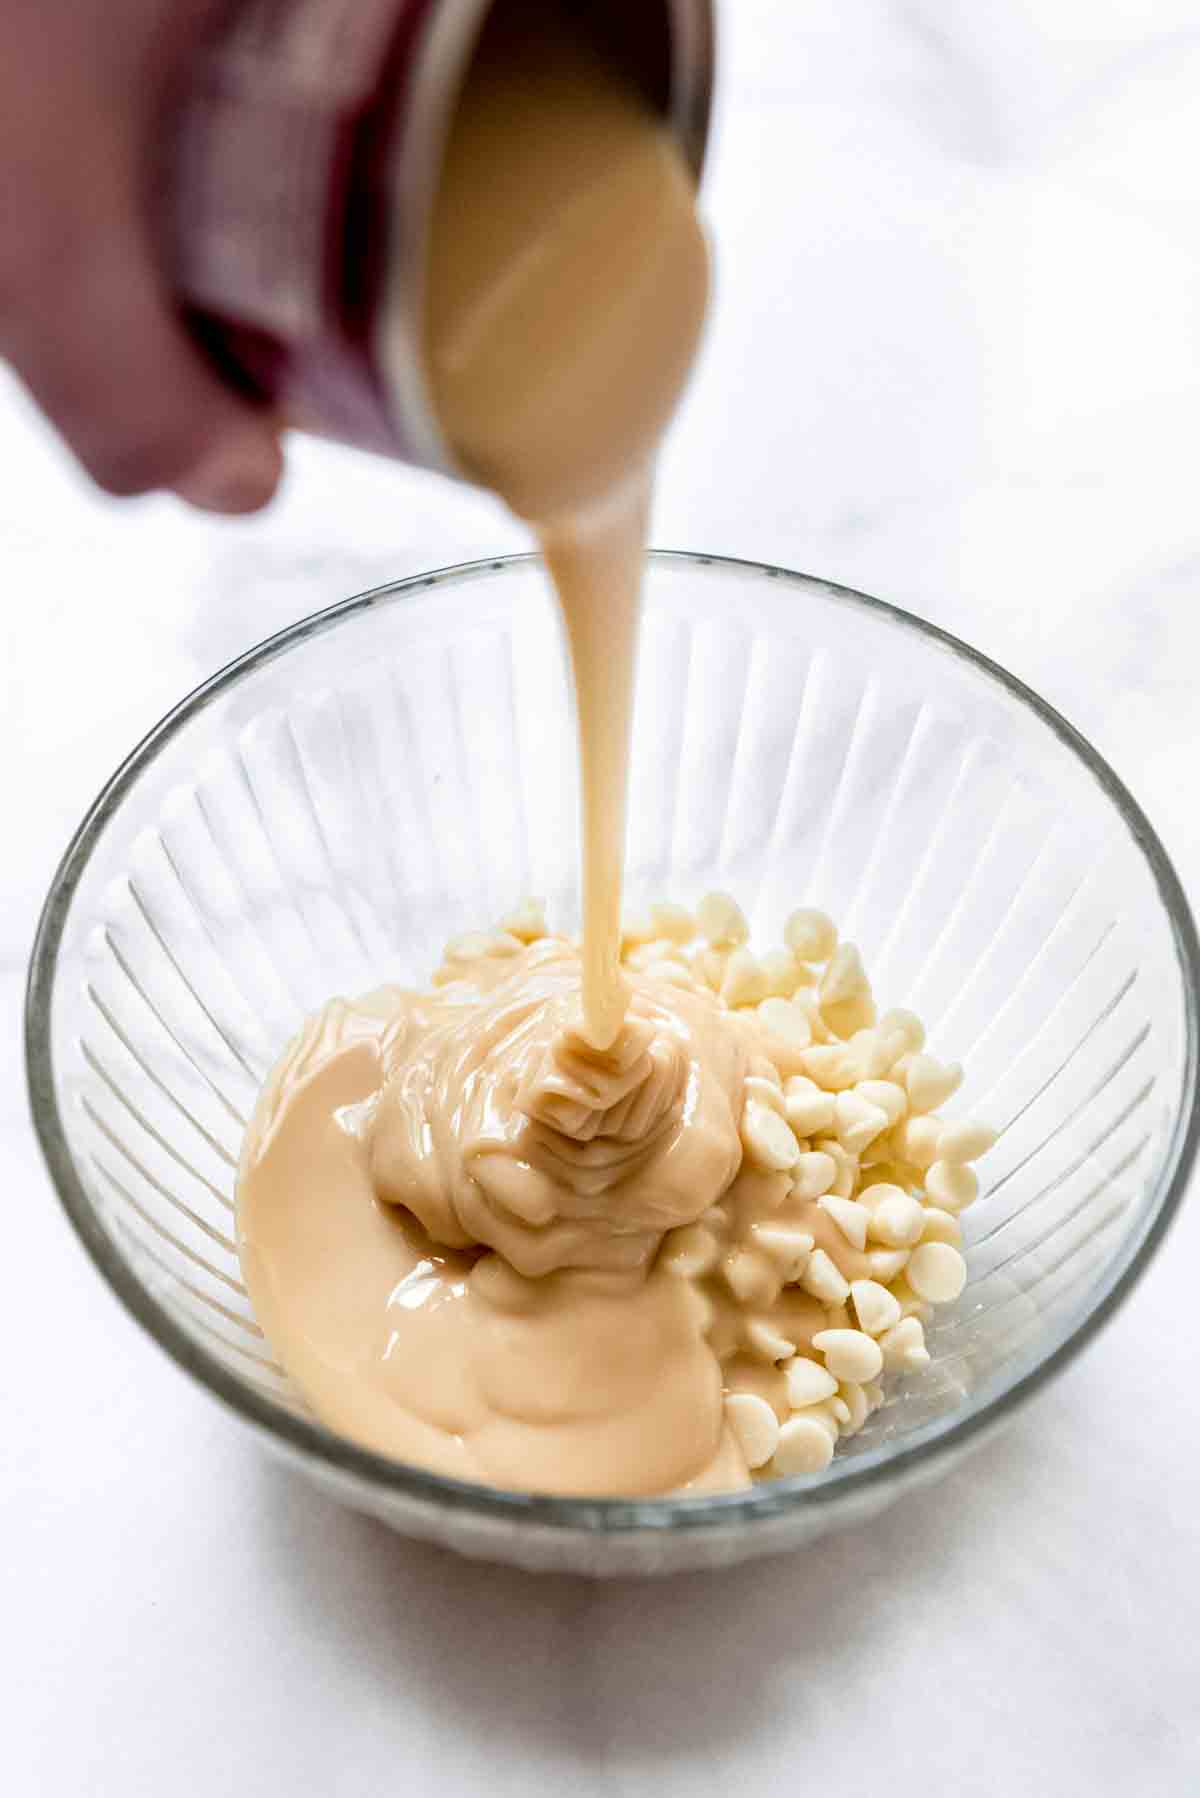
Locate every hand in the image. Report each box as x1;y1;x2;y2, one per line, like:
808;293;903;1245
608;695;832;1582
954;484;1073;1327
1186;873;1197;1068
0;0;282;513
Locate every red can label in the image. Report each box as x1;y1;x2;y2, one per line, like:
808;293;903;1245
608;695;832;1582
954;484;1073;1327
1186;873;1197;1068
170;0;447;462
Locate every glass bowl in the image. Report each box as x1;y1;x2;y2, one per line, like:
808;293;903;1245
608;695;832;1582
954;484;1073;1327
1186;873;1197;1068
26;553;1199;1575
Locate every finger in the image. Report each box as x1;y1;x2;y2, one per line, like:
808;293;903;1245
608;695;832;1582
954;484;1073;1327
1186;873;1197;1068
0;170;282;512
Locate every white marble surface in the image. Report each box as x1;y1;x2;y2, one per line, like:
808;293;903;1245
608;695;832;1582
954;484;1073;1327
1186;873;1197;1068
4;1;1200;1791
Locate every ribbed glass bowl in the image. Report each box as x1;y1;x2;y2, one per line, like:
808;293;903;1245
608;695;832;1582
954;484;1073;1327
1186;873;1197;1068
27;553;1199;1575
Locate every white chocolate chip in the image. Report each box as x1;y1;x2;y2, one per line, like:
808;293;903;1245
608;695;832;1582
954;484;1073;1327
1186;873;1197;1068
863;1185;925;1248
796;1400;841;1442
773;1415;835;1474
888;1274;933;1322
748;1053;783;1088
740;1101;801;1173
744;1074;787;1116
863;1380;885;1410
829;1396;852;1424
838;1380;869;1434
893;1115;942;1170
799;1247;850;1306
878;1008;926;1054
846;1029;895;1080
744;1317;797;1363
905;1053;964;1114
697;890;749;947
820;943;869;1006
783;1356;839;1408
783;1077;836;1137
693;945;729;992
879;1029;913;1072
849;1278;903;1337
444;931;501;963
723;1249;781;1308
649;901;696;944
751;1225;814;1281
759;947;802;997
907;1241;967;1304
815;1138;858;1198
621;913;657;946
722;948;769;1008
925;1159;980;1213
801;1045;857;1091
936;1120;997;1164
879;1315;930;1369
661;1223;719;1278
791;1149;838;1201
497;897;547;942
866;1247;911;1282
818;1195;870;1252
784;908;837;964
821;990;877;1039
758;997;813;1052
920;1207;963;1246
724;1392;781;1470
834;1089;889;1154
798;996;835;1044
856;1079;907;1128
858;1176;908;1211
812;1327;884;1383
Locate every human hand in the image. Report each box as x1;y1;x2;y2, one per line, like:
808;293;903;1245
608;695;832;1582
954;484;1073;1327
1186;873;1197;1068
0;0;282;513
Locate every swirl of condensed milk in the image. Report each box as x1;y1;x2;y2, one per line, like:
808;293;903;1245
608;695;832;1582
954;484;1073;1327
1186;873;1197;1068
369;942;745;1277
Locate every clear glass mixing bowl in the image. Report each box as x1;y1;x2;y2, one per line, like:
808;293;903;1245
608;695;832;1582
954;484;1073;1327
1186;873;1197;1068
26;553;1199;1575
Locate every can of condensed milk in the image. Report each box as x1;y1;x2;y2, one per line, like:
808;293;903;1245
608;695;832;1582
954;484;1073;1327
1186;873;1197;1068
167;0;715;476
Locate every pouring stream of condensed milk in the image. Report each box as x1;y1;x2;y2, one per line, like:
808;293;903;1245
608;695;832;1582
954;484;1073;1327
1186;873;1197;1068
238;0;758;1495
424;0;709;1047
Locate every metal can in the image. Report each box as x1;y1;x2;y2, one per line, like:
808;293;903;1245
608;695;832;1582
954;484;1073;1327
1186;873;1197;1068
168;0;715;479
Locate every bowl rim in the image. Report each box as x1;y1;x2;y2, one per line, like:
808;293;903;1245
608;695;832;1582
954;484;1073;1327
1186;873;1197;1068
25;549;1200;1537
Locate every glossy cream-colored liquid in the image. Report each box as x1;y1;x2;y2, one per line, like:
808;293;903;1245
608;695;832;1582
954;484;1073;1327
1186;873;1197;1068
424;0;708;1046
238;944;757;1492
238;2;748;1493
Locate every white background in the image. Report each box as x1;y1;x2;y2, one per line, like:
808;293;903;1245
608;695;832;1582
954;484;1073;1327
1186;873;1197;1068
3;1;1199;1791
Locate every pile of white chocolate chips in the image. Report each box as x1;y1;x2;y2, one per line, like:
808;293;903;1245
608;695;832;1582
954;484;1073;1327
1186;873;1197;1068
451;892;992;1481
